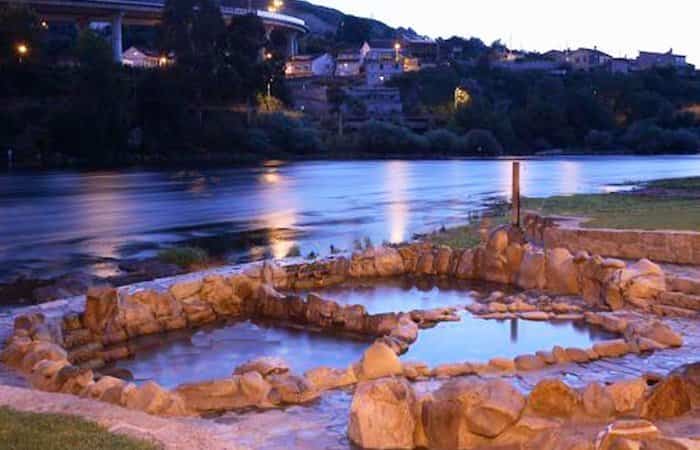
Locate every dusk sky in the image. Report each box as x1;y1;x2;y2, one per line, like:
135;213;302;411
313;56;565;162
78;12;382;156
314;1;698;65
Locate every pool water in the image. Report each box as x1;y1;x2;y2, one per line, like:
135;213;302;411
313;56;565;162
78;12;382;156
110;320;372;388
297;277;504;315
402;312;617;366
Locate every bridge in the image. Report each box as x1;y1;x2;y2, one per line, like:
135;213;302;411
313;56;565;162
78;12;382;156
3;0;309;62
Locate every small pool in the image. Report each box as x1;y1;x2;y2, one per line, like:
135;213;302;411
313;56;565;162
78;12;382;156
402;312;617;366
110;320;372;389
298;277;502;315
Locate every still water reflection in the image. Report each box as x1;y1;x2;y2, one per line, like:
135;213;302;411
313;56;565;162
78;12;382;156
2;156;700;282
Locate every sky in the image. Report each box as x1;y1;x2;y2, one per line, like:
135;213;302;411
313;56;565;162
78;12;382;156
314;0;699;65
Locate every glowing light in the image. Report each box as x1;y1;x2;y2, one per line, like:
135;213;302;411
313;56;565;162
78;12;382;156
40;20;48;29
265;52;273;60
16;43;28;56
454;87;471;108
386;161;409;244
268;0;284;12
158;56;168;66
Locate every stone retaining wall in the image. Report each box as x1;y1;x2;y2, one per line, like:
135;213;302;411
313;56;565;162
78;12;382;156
524;213;700;265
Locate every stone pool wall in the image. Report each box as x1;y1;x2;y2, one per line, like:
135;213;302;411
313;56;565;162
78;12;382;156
349;363;700;450
0;225;690;419
524;213;700;265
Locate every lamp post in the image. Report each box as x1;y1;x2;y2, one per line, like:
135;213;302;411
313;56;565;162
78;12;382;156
16;43;28;63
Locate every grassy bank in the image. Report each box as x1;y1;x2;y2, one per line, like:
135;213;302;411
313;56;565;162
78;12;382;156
0;407;157;450
523;177;700;231
427;176;700;247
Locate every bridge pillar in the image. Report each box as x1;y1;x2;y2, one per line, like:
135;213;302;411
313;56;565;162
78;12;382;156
288;32;299;57
111;13;123;63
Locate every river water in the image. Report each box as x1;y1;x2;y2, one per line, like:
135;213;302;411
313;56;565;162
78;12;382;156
2;156;700;283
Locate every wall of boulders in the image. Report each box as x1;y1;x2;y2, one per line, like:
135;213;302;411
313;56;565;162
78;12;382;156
525;213;700;265
0;225;688;418
349;362;700;450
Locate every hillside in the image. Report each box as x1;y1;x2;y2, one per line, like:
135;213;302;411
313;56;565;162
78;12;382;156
223;0;395;37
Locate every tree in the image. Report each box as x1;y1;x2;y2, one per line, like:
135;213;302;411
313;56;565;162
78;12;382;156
0;4;43;64
75;29;112;67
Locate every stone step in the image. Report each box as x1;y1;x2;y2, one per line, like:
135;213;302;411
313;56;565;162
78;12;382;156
658;291;700;311
667;275;700;295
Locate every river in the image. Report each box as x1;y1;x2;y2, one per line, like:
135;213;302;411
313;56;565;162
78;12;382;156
2;156;700;284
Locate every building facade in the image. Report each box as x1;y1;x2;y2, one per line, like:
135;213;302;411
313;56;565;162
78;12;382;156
285;53;334;78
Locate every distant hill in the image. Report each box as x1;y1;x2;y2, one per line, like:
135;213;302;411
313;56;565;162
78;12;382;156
223;0;396;37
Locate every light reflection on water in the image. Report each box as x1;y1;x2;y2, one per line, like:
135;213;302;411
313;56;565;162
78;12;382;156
1;156;700;281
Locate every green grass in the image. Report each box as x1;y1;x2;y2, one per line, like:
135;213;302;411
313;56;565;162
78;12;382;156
522;176;700;231
157;246;209;268
428;215;508;249
0;407;158;450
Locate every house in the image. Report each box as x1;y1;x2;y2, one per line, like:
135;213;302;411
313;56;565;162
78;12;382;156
544;47;612;71
285;53;334;79
335;51;363;77
608;58;634;74
361;40;404;85
565;47;612;71
122;46;171;68
399;34;439;63
636;50;690;70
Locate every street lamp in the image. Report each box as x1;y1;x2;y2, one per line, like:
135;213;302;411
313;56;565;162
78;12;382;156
16;43;28;63
394;42;401;61
268;0;283;12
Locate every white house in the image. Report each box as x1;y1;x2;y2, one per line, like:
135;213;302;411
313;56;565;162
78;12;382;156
361;40;404;86
122;46;170;68
285;53;334;78
335;50;363;77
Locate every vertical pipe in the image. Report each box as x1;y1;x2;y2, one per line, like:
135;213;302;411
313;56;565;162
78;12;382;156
512;161;521;227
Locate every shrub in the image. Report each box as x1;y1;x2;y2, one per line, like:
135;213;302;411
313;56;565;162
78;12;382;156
584;130;614;150
425;128;461;153
157;246;209;268
462;129;504;156
355;121;428;155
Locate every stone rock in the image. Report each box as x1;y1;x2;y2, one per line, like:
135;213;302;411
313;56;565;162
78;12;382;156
57;366;94;395
582;383;616;419
181;300;217;326
640;375;691;420
266;373;318;405
390;316;419;344
169;279;202;301
415;250;436;276
565;347;590;363
200;275;240;316
528;379;580;418
517;247;546;290
552;346;569;364
304;294;340;327
489;302;509;313
29;359;71;391
422;379;522;449
520;311;550;321
606;378;648;414
239;371;271;405
233;357;290;377
124;381;186;416
628;321;683;348
670;362;700;409
305;366;357;391
128;290;182;319
455;248;477;279
489;357;516;372
84;286;118;334
545;248;579;295
358;342;402;380
593;339;631;358
374;246;405;277
401;361;431;380
21;342;68;373
350;248;379;278
85;376;127;404
0;336;33;367
348;378;417;450
620;259;666;303
595;420;660;450
434;246;453;276
515;354;547;371
398;245;420;273
176;379;248;412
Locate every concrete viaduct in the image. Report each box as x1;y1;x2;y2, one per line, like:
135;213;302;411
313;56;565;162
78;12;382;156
2;0;309;62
